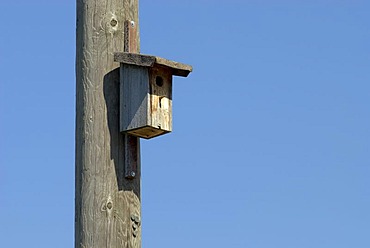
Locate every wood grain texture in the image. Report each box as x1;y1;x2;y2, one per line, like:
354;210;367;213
120;64;150;134
114;52;193;77
149;67;173;133
120;65;173;139
75;0;141;247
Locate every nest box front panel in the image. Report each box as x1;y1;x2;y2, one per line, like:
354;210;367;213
149;66;172;134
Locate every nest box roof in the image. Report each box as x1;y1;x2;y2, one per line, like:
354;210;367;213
114;52;192;77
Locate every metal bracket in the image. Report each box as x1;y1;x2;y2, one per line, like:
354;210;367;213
123;20;139;179
124;20;138;53
124;134;139;179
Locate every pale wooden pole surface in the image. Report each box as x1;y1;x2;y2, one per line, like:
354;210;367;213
75;1;141;247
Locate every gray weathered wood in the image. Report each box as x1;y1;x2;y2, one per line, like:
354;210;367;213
114;52;193;77
75;0;141;247
120;64;173;139
120;64;151;136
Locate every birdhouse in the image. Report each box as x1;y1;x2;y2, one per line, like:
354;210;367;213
114;52;192;139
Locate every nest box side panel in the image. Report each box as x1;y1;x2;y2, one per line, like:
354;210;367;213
149;67;173;133
120;64;150;133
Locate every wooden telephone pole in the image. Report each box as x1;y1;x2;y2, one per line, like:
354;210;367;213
75;0;141;247
76;1;191;247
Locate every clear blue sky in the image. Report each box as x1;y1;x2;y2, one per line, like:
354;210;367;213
1;1;369;247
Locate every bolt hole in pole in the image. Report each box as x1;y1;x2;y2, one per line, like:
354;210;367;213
110;19;118;27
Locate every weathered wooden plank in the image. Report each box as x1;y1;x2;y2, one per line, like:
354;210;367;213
114;52;193;77
155;57;193;77
75;0;141;247
149;67;173;133
120;64;150;133
115;52;156;67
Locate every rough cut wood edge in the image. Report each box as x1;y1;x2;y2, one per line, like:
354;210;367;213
114;52;193;77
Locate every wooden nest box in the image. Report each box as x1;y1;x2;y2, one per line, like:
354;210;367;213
114;52;192;139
